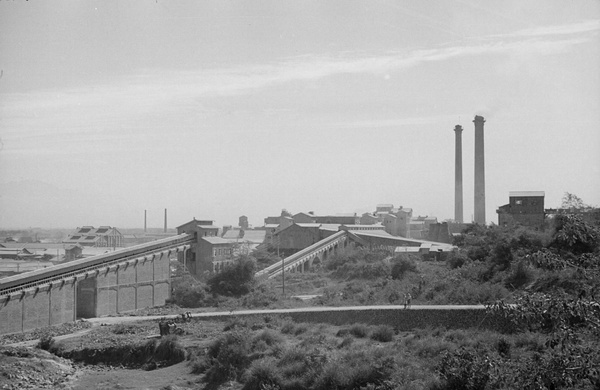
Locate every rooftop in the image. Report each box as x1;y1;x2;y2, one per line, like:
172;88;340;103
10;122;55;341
509;191;545;198
201;236;232;245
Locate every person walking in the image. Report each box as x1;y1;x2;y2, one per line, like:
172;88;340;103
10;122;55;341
404;293;412;309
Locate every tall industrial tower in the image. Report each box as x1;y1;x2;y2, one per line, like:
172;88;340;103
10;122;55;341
454;125;464;223
164;208;168;233
473;115;486;224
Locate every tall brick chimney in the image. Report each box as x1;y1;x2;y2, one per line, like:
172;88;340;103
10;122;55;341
454;125;464;223
144;210;147;233
473;115;486;224
164;208;167;233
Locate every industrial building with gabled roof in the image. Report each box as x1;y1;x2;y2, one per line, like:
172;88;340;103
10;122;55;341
63;226;123;247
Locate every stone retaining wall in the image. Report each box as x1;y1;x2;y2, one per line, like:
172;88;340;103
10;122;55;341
197;307;510;332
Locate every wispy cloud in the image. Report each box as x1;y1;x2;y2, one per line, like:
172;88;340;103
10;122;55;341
490;19;600;39
1;19;597;143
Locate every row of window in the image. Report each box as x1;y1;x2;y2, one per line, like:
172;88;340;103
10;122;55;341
213;247;233;257
513;199;540;206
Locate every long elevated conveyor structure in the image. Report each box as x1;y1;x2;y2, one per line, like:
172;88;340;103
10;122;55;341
0;234;194;335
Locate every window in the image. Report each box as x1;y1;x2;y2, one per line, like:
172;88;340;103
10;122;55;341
516;200;522;205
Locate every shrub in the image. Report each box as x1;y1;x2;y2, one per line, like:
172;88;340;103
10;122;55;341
391;255;418;279
152;335;186;363
436;348;491;390
171;275;209;308
551;214;600;255
504;259;534;290
252;329;284;348
495;338;511;358
223;317;248;332
491;239;513;271
111;324;137;335
349;323;370;338
370;325;394;342
446;251;469;269
240;283;279;308
325;248;390;271
314;352;396;390
242;357;282;390
332;262;391;280
338;336;354;348
208;255;257;297
204;331;252;384
37;335;55;351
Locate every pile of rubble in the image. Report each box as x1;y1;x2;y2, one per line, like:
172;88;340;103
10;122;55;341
0;347;77;389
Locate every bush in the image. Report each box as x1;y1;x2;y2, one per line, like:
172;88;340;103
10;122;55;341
391;255;418;279
240;283;279;308
111;324;137;335
349;323;370;338
171;275;209;308
504;259;534;289
447;250;469;269
436;348;491;390
252;330;284;348
37;335;55;351
325;248;390;271
551;214;600;255
204;331;252;384
338;336;354;348
152;335;186;363
491;239;513;271
370;325;394;342
281;322;308;336
314;351;396;390
242;357;282;390
332;262;391;280
208;255;257;297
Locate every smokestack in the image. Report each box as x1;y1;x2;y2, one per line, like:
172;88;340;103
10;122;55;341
144;210;147;233
164;208;167;233
454;125;464;223
473;115;486;224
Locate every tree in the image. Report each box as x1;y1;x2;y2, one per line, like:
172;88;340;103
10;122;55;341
207;255;257;296
551;214;600;255
561;192;594;211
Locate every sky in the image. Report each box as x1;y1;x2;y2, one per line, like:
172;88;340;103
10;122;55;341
0;0;599;230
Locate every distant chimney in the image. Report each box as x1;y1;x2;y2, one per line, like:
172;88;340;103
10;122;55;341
454;125;464;223
473;116;486;224
164;208;167;233
144;210;147;233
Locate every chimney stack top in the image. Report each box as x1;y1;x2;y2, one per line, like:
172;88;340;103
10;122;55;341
473;115;486;123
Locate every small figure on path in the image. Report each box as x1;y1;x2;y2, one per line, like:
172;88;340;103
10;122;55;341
158;319;169;336
404;293;412;309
